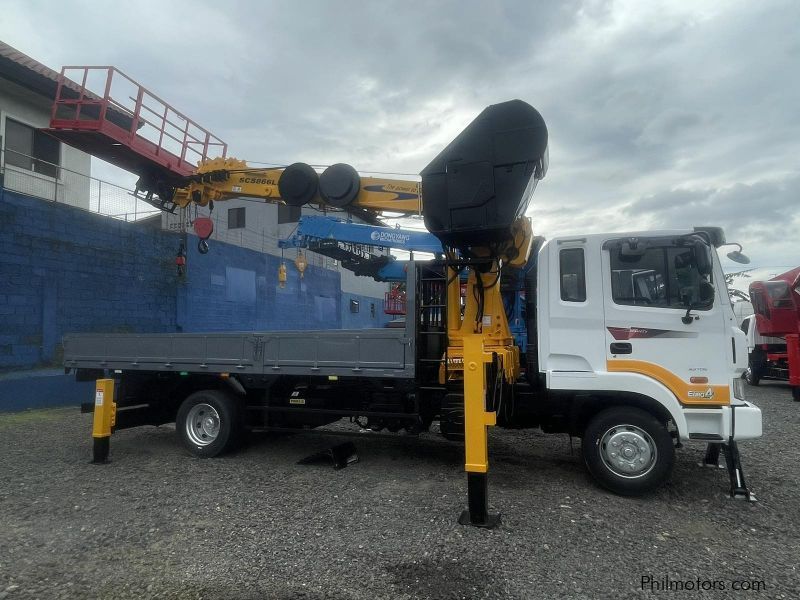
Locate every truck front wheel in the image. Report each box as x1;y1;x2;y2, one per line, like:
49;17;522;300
176;390;242;458
745;350;764;386
582;406;674;496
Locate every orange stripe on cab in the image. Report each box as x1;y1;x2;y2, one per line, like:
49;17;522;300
607;359;730;406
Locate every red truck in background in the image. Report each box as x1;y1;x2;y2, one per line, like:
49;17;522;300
742;266;800;401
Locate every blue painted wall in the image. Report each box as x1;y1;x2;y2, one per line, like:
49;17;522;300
177;234;345;332
0;370;95;411
341;292;387;329
0;188;389;379
0;189;178;370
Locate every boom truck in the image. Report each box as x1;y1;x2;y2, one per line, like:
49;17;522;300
46;66;762;524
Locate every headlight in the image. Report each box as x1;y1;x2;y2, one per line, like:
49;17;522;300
733;377;746;400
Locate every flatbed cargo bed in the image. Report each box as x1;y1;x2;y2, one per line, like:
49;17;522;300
63;328;415;378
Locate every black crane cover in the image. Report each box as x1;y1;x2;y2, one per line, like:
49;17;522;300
420;100;548;249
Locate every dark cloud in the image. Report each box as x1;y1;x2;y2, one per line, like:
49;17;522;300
1;0;798;265
620;175;800;267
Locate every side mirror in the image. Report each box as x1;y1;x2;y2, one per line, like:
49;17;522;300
726;249;750;264
693;241;713;276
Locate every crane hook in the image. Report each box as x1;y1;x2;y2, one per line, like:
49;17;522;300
193;216;214;255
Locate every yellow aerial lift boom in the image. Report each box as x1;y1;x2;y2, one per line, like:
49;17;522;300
169;158;422;216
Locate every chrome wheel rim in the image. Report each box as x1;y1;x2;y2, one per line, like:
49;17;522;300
599;424;657;478
186;403;221;446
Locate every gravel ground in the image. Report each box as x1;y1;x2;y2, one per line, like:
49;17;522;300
1;382;798;600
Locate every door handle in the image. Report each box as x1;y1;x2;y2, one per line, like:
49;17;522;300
610;342;632;354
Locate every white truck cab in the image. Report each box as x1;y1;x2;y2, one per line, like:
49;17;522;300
533;230;761;496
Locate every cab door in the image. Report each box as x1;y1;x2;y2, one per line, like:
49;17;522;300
539;238;607;381
601;237;731;406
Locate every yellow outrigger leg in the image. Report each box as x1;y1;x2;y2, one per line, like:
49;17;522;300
92;378;116;463
458;335;501;527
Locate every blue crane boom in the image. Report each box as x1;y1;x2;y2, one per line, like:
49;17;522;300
279;216;444;253
278;215;443;281
278;215;531;352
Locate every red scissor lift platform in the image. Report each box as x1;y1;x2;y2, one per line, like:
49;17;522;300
44;66;226;209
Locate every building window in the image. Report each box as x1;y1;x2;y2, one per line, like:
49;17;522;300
559;248;586;302
350;299;360;313
228;207;246;229
4;118;60;178
278;203;301;224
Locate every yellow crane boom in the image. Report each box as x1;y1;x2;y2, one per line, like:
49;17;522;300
170;157;421;215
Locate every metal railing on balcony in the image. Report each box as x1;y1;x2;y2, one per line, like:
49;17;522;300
0;147;160;222
46;66;227;182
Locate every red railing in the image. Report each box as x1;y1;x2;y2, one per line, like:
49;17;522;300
384;289;407;315
47;66;226;178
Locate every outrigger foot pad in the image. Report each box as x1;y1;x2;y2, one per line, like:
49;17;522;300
458;510;501;528
459;473;501;529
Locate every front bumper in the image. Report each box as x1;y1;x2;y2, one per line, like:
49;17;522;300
683;401;762;442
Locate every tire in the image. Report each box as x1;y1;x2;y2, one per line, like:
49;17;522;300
176;389;242;458
582;406;674;496
746;350;764;386
792;387;800;402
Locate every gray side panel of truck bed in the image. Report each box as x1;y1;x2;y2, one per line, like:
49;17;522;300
63;329;415;378
64;264;418;379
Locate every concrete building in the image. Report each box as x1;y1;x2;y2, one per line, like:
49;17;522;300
0;41;92;208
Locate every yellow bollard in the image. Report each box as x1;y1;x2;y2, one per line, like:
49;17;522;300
91;379;116;463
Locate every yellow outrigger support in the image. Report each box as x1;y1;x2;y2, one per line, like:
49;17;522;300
91;379;116;463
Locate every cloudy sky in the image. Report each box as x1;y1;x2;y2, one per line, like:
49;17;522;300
2;0;798;269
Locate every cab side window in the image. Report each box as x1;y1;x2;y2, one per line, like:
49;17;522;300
560;248;586;302
610;246;711;309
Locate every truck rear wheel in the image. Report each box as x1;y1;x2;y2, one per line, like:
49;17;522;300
582;406;674;496
176;390;242;458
